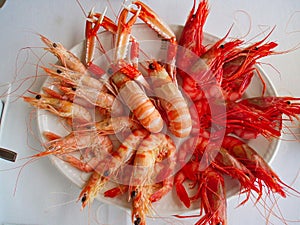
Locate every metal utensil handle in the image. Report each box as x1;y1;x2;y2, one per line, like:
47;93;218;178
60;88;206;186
0;147;17;162
0;84;17;162
0;0;6;8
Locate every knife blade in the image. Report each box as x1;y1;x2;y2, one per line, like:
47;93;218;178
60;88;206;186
0;100;3;124
0;147;17;162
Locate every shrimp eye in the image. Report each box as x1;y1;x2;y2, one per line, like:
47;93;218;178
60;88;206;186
56;69;62;74
71;87;77;91
255;46;259;50
52;43;58;48
219;44;225;49
157;61;164;66
131;190;138;198
148;63;156;70
216;222;222;225
47;145;55;151
107;67;114;75
134;217;141;225
103;170;110;177
35;94;41;99
286;101;291;105
81;193;87;203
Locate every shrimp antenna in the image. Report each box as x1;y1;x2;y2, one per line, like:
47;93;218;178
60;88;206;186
232;9;252;39
75;0;88;18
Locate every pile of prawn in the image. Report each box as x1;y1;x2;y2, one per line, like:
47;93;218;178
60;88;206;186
21;0;300;224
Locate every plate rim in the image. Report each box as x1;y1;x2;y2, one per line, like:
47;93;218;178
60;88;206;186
36;23;281;216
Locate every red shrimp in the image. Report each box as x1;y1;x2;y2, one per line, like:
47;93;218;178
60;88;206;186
32;130;112;159
175;162;227;225
78;129;149;209
177;0;209;74
130;0;178;79
129;133;176;225
93;116;141;135
40;35;87;74
109;7;164;133
195;167;227;225
147;61;192;137
181;37;243;101
239;96;300;121
22;93;92;124
222;135;288;198
217;97;300;140
58;85;124;116
221;39;278;101
176;133;259;206
197;143;259;204
42;65;107;91
42;131;103;173
42;86;98;111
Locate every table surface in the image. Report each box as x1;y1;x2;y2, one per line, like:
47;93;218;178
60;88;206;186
1;0;300;224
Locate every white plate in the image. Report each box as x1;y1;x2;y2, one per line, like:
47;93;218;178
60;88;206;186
37;24;280;216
